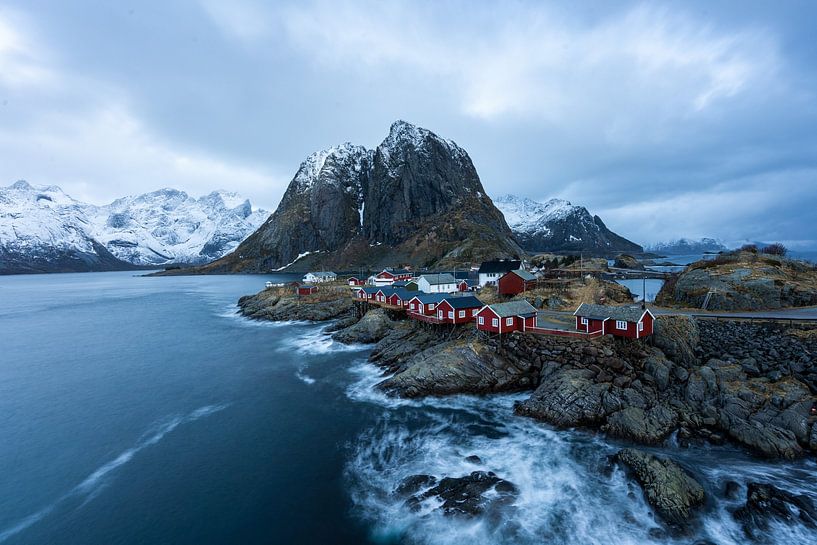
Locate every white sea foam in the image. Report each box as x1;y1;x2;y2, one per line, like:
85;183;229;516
278;325;369;355
216;304;305;328
0;403;229;543
295;371;316;385
344;369;817;545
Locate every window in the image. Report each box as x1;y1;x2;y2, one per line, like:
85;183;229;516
638;321;644;332
448;311;454;319
492;318;499;327
581;317;588;325
429;304;435;311
506;317;513;326
438;310;443;319
472;309;478;316
458;310;465;318
616;320;627;330
478;316;484;325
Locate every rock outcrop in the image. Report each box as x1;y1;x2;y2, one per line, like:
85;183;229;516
395;471;518;517
733;482;817;539
656;251;817;310
614;448;705;526
237;286;353;322
331;308;394;344
197;121;521;273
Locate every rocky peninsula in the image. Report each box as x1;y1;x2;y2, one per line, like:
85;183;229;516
237;285;817;532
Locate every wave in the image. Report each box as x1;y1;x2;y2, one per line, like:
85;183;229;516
0;403;229;543
344;368;817;545
216;304;306;328
277;325;369;356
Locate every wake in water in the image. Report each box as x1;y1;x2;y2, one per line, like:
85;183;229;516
344;364;817;545
0;403;229;543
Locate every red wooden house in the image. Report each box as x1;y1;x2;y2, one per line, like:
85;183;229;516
475;300;537;333
356;287;380;301
498;269;537;296
386;289;413;308
297;284;318;296
573;303;655;339
373;268;413;286
435;295;483;324
457;279;479;292
347;277;365;286
407;293;446;316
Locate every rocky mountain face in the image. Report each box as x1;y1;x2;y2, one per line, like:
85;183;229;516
646;238;727;255
207;121;520;272
494;194;642;255
0;181;267;273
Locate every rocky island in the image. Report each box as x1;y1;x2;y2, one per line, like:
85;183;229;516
237;281;817;533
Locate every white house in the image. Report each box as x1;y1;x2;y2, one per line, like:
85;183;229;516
303;271;337;283
477;259;522;287
417;273;458;293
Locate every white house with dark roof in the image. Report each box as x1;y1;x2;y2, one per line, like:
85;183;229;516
417;273;458;293
303;271;337;283
477;259;522;287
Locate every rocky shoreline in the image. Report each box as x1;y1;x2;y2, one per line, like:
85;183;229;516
237;289;817;532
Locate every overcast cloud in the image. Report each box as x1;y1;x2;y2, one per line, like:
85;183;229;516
1;0;815;247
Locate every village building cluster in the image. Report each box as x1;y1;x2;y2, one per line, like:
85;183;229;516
286;260;655;340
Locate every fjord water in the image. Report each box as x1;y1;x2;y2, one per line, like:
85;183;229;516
1;272;815;545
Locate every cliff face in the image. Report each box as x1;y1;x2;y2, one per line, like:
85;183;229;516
206;121;520;273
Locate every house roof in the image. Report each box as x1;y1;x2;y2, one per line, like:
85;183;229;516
419;273;457;285
478;260;522;274
442;295;483;309
360;287;380;294
484;300;537;317
378;268;411;276
574;303;653;322
411;293;447;304
505;269;536;281
388;288;413;300
392;280;409;287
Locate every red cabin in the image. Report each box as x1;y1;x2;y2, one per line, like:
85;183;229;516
573;303;655;339
297;284;318;296
348;277;365;286
475;300;537;333
356;287;379;300
374;268;413;285
407;293;446;316
498;270;537;296
386;289;413;308
435;295;484;324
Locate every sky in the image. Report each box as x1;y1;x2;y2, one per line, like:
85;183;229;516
1;0;815;248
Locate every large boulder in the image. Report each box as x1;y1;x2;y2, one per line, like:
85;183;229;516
515;368;610;427
604;405;678;444
377;339;536;398
332;308;394;344
614;448;705;527
652;315;700;368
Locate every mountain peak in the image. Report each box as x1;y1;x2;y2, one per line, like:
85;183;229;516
293;142;370;190
495;193;641;255
10;180;32;190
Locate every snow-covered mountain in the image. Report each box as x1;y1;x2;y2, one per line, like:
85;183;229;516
645;238;728;255
0;181;268;273
494;194;642;255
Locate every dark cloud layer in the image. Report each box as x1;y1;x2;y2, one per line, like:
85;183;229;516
1;0;815;247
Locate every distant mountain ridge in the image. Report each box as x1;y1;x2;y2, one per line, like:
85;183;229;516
494;194;642;255
197;120;521;273
646;238;728;255
0;181;268;274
